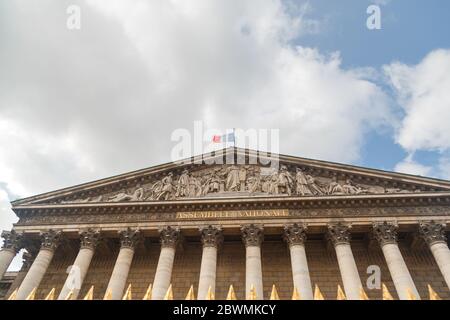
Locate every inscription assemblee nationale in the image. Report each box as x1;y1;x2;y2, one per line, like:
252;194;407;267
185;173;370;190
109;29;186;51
175;209;289;219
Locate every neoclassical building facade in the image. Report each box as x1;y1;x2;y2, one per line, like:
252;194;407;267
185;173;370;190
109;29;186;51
1;148;450;300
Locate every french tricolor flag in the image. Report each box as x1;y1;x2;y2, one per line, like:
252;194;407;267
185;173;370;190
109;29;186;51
212;132;235;143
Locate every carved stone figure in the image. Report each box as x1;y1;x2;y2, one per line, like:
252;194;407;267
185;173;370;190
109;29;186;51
226;165;240;191
328;177;345;195
342;179;368;195
150;173;174;200
176;169;190;197
296;168;313;196
306;175;324;195
247;174;261;193
278;165;294;195
109;187;144;202
239;167;247;191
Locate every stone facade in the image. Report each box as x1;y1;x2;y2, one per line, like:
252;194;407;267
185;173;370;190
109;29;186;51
1;148;450;300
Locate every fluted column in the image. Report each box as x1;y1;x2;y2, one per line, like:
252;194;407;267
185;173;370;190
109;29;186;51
283;224;313;300
0;230;22;279
152;226;181;300
420;221;450;290
373;222;420;300
242;224;264;300
58;229;101;300
16;230;61;300
105;228;140;300
197;226;223;300
327;223;362;300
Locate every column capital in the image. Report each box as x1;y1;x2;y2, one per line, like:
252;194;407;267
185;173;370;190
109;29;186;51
283;223;307;247
40;229;62;251
200;225;223;248
79;228;101;250
241;224;264;247
327;223;351;246
118;228;141;249
419;221;447;246
1;230;23;253
373;221;398;246
159;226;181;249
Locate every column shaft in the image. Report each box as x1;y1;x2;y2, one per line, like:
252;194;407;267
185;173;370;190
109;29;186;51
245;245;263;299
334;243;362;300
58;247;94;300
198;247;217;300
429;242;450;289
16;248;54;299
152;246;176;300
381;243;419;299
289;244;313;299
0;249;16;280
106;247;135;300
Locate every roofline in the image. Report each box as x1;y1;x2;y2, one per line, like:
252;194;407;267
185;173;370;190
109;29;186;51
11;147;450;206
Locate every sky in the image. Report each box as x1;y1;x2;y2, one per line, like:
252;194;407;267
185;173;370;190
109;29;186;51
1;0;450;270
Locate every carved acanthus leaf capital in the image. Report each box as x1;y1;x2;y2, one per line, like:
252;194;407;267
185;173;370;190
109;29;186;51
283;223;307;247
241;224;264;247
40;230;62;251
1;230;23;253
118;228;141;249
200;225;223;248
373;222;398;245
159;226;181;248
327;223;351;246
79;229;101;249
419;221;447;246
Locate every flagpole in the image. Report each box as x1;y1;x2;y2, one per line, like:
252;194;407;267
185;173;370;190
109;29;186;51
233;128;236;148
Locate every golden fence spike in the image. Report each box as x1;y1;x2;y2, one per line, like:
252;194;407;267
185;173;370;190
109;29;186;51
83;286;94;300
164;284;174;300
206;285;215;300
428;284;441;300
44;288;55;300
185;285;195;300
25;287;37;300
359;287;369;300
314;284;324;300
291;287;300;300
143;283;152;300
337;285;346;300
103;288;112;300
269;284;279;300
7;288;18;300
226;285;237;300
248;284;257;300
382;283;394;300
122;283;132;300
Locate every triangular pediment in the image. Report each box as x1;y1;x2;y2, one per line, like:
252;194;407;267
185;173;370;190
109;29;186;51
11;148;450;207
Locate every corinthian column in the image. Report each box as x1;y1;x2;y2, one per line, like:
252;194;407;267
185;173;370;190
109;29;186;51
105;228;140;300
373;222;420;300
197;226;223;300
0;230;22;279
16;230;61;300
283;224;313;300
241;224;264;300
58;229;101;300
152;226;181;300
327;223;362;300
420;221;450;290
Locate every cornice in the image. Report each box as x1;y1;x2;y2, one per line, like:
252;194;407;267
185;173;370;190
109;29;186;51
12;192;450;219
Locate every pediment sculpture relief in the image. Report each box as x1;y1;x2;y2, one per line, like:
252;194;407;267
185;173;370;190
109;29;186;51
57;164;424;204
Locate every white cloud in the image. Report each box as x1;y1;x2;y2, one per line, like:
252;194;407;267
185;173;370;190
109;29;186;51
0;0;394;270
394;154;432;177
385;49;450;152
385;49;450;179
